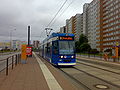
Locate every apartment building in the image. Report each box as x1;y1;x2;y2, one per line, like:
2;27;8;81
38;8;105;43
74;14;83;41
33;40;40;48
60;26;67;33
66;14;83;41
85;0;100;49
83;3;90;35
97;0;120;51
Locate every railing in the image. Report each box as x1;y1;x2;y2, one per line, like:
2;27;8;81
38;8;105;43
77;53;120;62
0;54;21;75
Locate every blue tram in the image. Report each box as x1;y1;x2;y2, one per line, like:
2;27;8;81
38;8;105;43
39;33;76;66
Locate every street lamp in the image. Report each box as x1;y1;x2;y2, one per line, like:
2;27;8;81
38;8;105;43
10;29;16;52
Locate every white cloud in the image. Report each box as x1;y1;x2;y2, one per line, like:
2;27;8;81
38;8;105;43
0;0;92;42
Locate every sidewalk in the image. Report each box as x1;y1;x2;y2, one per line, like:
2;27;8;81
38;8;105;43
0;53;76;90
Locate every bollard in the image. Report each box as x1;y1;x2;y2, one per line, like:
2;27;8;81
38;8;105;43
12;56;14;69
6;58;9;75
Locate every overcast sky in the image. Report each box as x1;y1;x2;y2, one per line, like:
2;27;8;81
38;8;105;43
0;0;92;42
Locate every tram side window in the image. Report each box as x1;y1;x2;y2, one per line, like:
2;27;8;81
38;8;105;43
53;41;58;54
46;43;51;54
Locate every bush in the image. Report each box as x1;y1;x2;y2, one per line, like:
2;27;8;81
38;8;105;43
90;49;99;54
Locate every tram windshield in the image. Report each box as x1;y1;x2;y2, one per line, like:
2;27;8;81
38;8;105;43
59;41;75;55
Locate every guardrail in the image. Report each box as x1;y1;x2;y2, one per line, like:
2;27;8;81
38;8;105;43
0;54;21;75
77;53;120;62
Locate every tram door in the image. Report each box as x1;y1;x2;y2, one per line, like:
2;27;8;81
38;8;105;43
52;41;59;64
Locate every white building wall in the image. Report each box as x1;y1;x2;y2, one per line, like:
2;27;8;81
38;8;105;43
87;0;99;49
83;3;90;35
74;14;83;41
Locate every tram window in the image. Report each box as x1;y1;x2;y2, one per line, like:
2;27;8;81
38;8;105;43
53;41;58;54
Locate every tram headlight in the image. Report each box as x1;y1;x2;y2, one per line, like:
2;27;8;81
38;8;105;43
60;56;63;58
64;56;67;58
71;56;74;58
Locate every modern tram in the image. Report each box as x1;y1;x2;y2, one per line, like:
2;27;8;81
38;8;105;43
39;33;76;66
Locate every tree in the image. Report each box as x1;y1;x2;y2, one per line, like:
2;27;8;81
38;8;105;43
80;43;91;53
90;49;99;54
75;34;91;53
79;34;88;46
75;41;80;52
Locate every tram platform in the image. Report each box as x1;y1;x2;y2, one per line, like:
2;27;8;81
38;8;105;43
0;52;76;90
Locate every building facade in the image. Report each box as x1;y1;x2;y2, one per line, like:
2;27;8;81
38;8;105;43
66;14;83;41
11;40;21;50
85;0;99;49
83;3;90;35
60;26;67;33
33;40;40;49
96;0;120;51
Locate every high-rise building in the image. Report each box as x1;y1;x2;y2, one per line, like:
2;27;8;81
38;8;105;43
60;26;67;33
84;0;99;49
74;14;83;41
97;0;120;51
66;14;83;41
33;40;40;48
83;3;90;35
83;0;120;51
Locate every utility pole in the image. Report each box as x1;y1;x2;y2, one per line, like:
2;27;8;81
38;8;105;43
28;26;30;46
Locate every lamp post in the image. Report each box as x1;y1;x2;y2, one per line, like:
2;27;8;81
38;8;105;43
10;29;16;52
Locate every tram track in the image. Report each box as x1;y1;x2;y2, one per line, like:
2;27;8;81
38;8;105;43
59;67;92;90
73;67;120;88
77;60;120;75
59;66;120;90
36;53;120;89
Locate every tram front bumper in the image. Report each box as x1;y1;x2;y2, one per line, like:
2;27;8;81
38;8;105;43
58;63;76;66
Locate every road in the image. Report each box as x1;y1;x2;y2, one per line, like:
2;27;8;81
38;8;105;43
0;52;20;72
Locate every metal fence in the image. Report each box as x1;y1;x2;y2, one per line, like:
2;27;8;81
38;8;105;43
77;53;120;62
0;54;21;75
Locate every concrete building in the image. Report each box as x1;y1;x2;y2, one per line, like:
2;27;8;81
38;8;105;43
96;0;120;51
11;40;21;50
66;14;83;41
67;16;75;34
85;0;99;49
0;42;10;50
60;26;67;33
66;19;69;33
83;3;90;35
74;14;83;41
33;40;40;49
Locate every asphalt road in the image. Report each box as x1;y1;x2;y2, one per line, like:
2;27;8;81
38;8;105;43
0;52;20;71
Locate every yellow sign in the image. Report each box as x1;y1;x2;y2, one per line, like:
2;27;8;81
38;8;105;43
21;44;27;60
116;42;119;46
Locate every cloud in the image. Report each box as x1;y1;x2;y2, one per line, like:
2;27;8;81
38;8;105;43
0;0;92;42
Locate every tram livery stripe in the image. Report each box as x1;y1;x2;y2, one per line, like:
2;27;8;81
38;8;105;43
33;52;63;90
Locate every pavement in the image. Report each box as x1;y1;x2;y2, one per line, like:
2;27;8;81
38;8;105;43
0;52;77;90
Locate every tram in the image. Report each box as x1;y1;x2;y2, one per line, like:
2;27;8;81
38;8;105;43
39;33;76;66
